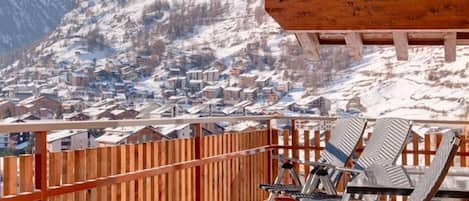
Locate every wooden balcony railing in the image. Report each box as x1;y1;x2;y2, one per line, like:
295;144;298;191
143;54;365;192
0;115;468;201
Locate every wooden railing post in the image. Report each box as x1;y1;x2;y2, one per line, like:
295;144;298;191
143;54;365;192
291;120;299;175
194;123;203;201
266;120;273;183
34;131;48;201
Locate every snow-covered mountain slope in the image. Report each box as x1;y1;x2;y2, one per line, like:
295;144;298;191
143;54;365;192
5;0;469;120
0;0;75;53
320;46;469;120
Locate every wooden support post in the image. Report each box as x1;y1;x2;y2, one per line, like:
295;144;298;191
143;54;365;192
295;33;321;60
194;123;203;201
392;32;409;60
444;32;457;62
35;131;48;201
291;119;299;174
344;32;363;60
266;120;273;183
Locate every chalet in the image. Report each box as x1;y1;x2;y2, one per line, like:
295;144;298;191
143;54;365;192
110;109;139;120
187;70;203;80
222;101;253;116
203;69;220;82
155;124;191;139
256;76;271;88
0;118;33;151
0;100;16;118
239;74;258;88
188;80;204;93
241;88;257;102
19;96;62;117
294;96;332;115
95;126;169;146
224;121;262;132
187;100;224;117
276;81;292;92
47;129;96;151
346;96;367;113
265;90;283;104
71;73;89;87
62;99;86;113
64;112;91;121
147;104;183;118
168;77;186;89
223;87;242;104
202;86;222;99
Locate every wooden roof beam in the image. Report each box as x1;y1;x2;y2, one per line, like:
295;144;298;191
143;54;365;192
392;32;409;61
344;33;363;60
444;32;457;62
295;33;320;60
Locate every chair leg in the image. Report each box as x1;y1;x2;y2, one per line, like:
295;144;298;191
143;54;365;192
288;168;302;186
301;173;320;194
319;175;337;195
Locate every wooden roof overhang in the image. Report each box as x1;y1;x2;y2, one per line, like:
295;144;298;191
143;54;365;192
265;0;469;62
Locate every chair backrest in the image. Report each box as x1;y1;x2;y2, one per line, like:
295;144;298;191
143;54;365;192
407;132;460;201
319;118;367;167
355;118;412;169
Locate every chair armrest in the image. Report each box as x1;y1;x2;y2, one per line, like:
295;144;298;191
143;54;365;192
272;155;337;169
335;167;365;174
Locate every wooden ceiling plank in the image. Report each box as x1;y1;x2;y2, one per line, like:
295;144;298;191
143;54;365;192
444;32;457;62
344;33;363;60
295;33;321;60
265;0;469;31
392;32;409;60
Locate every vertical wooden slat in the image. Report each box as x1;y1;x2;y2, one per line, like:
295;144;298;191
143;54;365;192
167;140;176;201
272;129;279;182
74;149;86;201
19;155;33;193
62;151;74;201
127;144;136;201
325;130;331;143
136;144;144;201
266;120;272;185
181;139;187;201
194;123;203;201
86;149;98;201
304;130;310;176
109;146;118;201
314;130;321;161
144;143;152;201
4;156;17;196
159;141;168;201
291;120;299;174
151;142;159;201
49;152;62;201
118;145;127;201
461;135;467;167
97;147;108;201
412;134;419;166
424;135;431;166
223;134;229;201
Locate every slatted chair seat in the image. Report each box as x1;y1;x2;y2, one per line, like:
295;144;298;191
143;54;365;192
261;118;367;201
288;131;460;201
290;192;341;200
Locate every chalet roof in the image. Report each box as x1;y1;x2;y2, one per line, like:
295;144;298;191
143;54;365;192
47;129;88;143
